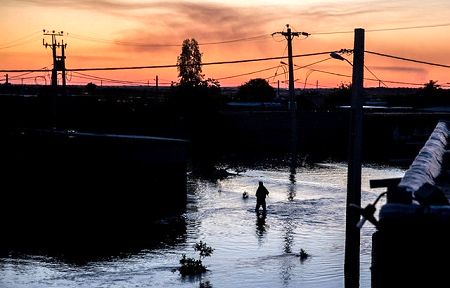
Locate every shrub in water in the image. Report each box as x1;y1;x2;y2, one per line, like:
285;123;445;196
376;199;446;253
179;241;214;276
299;248;310;261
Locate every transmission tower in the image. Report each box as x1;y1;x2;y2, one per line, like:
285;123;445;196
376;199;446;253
43;30;67;89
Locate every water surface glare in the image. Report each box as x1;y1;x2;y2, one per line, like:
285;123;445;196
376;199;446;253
0;162;405;287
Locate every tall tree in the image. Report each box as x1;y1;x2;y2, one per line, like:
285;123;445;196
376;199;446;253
177;38;204;87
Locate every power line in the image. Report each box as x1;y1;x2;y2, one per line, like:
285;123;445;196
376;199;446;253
309;68;351;78
311;23;450;35
295;57;333;70
71;72;150;85
0;68;52;73
62;50;337;72
68;33;270;47
308;68;430;86
365;50;450;69
366;23;450;33
71;71;171;86
0;30;41;50
364;65;388;87
269;57;333;80
7;67;49;80
199;34;271;45
270;44;288;82
216;65;280;80
0;50;338;73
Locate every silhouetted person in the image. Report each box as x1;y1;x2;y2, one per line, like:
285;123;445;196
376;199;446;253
255;181;269;213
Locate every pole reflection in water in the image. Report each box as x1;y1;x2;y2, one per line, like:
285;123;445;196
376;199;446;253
280;154;298;286
288;154;297;201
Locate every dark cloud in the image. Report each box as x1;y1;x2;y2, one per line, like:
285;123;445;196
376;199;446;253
299;0;413;23
10;0;422;54
11;0;278;52
12;0;151;10
371;66;427;74
109;0;415;52
115;2;279;52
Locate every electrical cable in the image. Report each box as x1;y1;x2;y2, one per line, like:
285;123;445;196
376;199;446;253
60;50;337;72
0;30;41;50
270;44;288;82
72;71;150;85
364;65;388;87
8;67;49;80
311;23;450;35
308;68;430;86
216;65;280;80
365;50;450;69
68;33;270;47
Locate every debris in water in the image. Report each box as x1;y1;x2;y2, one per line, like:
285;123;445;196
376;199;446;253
299;248;310;261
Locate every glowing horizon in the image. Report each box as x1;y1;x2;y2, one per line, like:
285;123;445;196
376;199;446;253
1;0;450;88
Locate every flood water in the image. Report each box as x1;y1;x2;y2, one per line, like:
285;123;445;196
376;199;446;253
0;160;405;288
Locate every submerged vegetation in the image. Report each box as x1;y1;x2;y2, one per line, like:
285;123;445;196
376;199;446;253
299;248;310;261
179;241;214;276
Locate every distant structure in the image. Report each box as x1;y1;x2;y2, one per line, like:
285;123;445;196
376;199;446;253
43;29;67;89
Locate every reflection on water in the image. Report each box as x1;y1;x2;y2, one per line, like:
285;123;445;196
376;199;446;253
256;212;267;245
0;160;405;288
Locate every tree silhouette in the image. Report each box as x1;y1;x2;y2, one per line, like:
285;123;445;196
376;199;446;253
177;38;204;87
237;78;275;102
424;80;440;92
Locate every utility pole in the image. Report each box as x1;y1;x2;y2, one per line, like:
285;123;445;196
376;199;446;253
43;30;67;89
273;24;309;111
344;28;365;288
272;24;309;156
5;74;8;84
285;24;298;112
277;79;280;98
61;40;66;87
155;75;159;92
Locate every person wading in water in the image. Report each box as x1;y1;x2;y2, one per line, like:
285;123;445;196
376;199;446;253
255;181;269;213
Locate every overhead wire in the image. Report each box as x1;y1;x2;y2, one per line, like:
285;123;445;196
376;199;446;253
71;75;149;86
68;33;271;47
364;65;388;87
269;57;334;80
0;30;42;50
311;23;450;35
7;66;49;80
72;71;171;85
71;71;150;85
60;50;338;72
307;68;432;87
216;65;280;81
270;44;288;82
365;50;450;69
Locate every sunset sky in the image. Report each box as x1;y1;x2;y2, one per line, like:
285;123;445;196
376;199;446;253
1;0;450;88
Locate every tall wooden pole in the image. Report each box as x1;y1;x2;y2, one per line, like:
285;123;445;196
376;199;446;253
61;40;66;88
344;28;365;288
286;25;296;112
51;36;57;89
282;24;300;157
